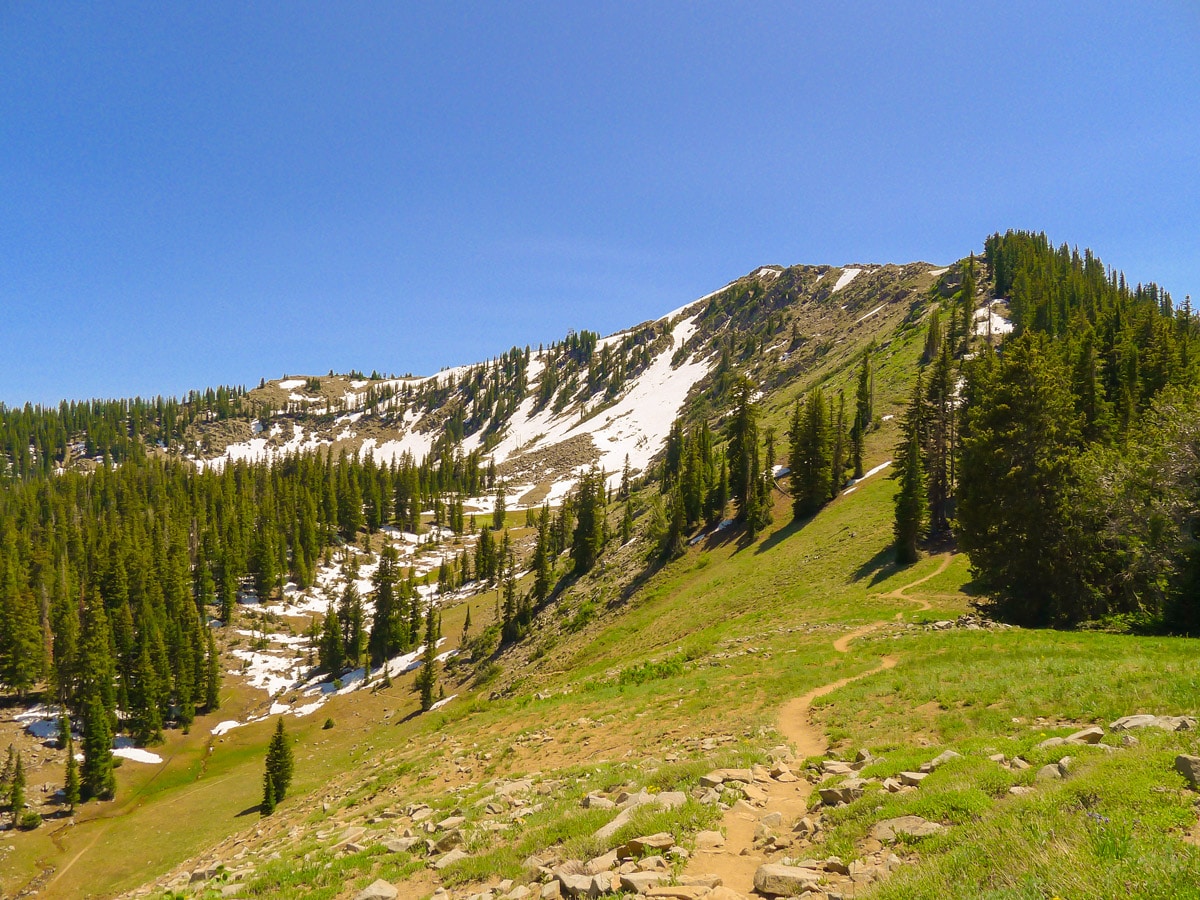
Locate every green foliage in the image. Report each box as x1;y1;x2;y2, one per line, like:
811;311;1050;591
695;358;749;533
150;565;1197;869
618;656;685;687
263;718;294;811
893;374;926;564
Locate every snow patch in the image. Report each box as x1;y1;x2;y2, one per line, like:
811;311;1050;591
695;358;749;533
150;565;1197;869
277;379;305;390
832;268;863;292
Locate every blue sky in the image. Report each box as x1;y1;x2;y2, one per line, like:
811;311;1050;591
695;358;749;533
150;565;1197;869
2;2;1198;405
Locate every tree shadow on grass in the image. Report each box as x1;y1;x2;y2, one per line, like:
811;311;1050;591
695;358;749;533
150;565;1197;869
854;545;902;586
236;804;263;818
754;516;805;555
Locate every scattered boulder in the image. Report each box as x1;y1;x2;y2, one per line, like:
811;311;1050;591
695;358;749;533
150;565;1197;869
753;863;822;896
1036;764;1062;782
619;871;668;894
622;833;675;857
919;750;962;773
1176;755;1200;790
431;848;469;870
354;880;398;900
819;778;866;805
1067;726;1104;745
1110;714;1196;732
898;771;928;787
870;815;944;842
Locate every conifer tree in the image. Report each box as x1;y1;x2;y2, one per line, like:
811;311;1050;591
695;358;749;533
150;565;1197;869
417;600;438;712
264;718;293;805
9;752;24;825
532;505;553;603
492;481;507;531
621;500;634;545
319;607;343;675
790;388;832;519
63;726;80;813
850;351;873;478
894;374;927;564
726;379;759;522
81;692;115;801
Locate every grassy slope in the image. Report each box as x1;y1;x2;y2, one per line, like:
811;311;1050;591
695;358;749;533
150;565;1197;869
6;278;1199;899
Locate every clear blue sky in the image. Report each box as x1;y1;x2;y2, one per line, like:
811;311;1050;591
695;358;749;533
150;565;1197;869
2;2;1198;406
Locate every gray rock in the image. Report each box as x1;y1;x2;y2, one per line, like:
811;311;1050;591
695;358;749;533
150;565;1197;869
431;848;469;870
1176;754;1200;790
556;873;595;899
753;864;822;896
540;881;562;900
1110;714;1196;732
380;836;421;854
619;871;668;894
869;815;944;841
919;749;962;773
1066;726;1104;744
622;833;674;856
898;771;928;787
819;777;866;805
581;794;615;810
354;880;398;900
1036;764;1062;781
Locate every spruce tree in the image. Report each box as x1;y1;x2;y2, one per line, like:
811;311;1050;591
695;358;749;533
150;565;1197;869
319;607;343;675
63;727;80;812
264;718;293;805
894;375;927;565
418;600;438;712
532;506;553;603
9;752;24;825
492;480;507;531
850;351;873;478
791;388;831;519
726;379;759;522
81;692;115;801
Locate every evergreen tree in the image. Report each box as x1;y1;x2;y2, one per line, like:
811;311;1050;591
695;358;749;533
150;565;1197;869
417;600;438;712
532;505;554;603
492;480;507;531
726;379;760;522
894;375;927;564
319;607;343;675
264;718;294;805
850;351;873;478
925;340;956;534
621;499;634;545
571;467;606;575
81;691;115;801
957;335;1083;625
9;751;24;825
63;726;80;813
790;388;831;519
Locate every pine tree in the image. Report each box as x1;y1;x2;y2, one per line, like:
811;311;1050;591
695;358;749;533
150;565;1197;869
850;351;873;478
894;374;927;565
726;379;759;522
204;627;221;712
532;506;554;603
790;388;831;519
492;480;507;531
264;718;294;805
9;752;24;825
63;726;80;813
319;607;344;675
621;500;634;545
925;340;956;534
418;600;438;712
81;691;115;801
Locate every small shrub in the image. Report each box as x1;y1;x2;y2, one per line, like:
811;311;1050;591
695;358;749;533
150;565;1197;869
17;811;41;830
323;718;335;730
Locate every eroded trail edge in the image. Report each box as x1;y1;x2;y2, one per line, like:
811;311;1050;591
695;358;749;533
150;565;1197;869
684;555;953;895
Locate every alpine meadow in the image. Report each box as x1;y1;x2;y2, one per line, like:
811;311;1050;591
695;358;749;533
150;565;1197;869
0;232;1198;900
